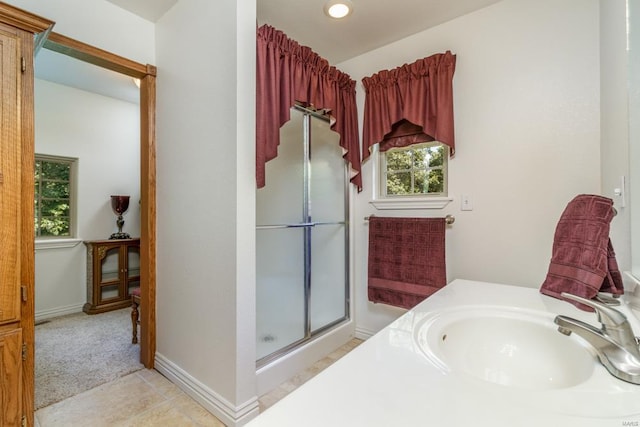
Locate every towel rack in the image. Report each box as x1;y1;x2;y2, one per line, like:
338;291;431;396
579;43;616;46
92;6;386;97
364;214;455;225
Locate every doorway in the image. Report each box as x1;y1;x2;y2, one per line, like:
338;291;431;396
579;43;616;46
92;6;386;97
33;47;141;408
32;32;157;404
41;32;156;369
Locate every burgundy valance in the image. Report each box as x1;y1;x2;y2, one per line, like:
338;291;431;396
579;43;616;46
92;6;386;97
361;51;456;161
256;24;362;191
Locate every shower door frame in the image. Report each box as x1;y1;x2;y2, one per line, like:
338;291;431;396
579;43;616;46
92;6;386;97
256;105;350;367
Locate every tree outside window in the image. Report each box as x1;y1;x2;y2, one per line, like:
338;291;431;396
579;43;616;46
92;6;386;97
382;142;447;197
35;155;76;238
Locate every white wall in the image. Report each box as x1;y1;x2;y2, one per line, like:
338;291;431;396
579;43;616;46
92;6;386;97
338;0;603;335
34;79;140;318
628;0;640;280
600;0;631;279
155;0;258;425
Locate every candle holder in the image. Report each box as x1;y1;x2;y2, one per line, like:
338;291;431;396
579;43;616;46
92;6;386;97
109;195;131;239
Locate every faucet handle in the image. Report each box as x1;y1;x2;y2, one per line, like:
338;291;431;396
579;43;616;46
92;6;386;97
560;292;627;328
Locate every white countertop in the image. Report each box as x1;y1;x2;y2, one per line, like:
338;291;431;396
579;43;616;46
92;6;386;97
246;279;640;427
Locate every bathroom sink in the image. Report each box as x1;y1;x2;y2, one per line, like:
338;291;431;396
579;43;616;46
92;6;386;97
414;307;596;390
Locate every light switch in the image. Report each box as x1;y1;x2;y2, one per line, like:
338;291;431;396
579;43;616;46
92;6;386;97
461;194;473;211
614;176;626;208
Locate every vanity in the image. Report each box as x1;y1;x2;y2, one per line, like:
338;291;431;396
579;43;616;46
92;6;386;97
247;279;640;426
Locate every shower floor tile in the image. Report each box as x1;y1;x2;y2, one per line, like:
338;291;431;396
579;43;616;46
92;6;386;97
258;338;364;412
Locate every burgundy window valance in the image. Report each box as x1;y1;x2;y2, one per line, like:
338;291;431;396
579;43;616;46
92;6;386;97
361;51;457;161
256;24;362;191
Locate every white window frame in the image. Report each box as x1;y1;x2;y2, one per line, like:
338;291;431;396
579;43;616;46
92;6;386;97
35;154;81;250
370;142;453;210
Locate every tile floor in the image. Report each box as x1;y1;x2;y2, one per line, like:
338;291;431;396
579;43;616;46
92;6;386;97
35;338;364;426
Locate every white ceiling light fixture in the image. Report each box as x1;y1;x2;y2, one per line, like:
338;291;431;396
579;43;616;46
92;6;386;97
324;0;353;19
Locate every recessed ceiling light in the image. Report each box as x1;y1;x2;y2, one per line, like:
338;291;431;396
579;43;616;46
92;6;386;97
324;0;353;19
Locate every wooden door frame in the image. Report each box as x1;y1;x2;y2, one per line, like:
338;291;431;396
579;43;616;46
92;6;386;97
43;32;157;370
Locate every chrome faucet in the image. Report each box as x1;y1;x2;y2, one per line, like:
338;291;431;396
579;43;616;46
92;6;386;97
554;292;640;385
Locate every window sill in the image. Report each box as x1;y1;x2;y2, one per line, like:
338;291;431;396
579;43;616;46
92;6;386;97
370;197;453;210
35;238;83;250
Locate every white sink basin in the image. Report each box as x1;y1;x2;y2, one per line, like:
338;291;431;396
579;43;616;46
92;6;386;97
414;307;596;390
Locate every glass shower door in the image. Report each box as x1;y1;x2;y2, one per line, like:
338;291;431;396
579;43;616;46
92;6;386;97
256;106;349;365
256;109;306;361
308;114;347;333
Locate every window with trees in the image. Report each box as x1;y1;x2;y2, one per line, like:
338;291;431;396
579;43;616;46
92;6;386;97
35;155;77;238
380;142;447;197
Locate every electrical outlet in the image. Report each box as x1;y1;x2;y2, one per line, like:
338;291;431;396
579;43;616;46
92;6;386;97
461;194;473;211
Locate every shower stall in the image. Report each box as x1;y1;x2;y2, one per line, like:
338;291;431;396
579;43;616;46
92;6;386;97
256;105;350;367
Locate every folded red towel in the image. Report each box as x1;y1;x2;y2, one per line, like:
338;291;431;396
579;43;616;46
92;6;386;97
540;194;623;310
368;217;446;309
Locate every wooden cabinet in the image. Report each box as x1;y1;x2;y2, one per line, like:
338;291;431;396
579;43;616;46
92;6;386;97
0;24;22;328
0;5;55;425
0;29;24;420
0;9;52;427
0;327;22;426
83;238;141;314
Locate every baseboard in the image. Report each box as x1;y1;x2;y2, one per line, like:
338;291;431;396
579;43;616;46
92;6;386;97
354;325;377;340
154;353;260;427
35;303;84;322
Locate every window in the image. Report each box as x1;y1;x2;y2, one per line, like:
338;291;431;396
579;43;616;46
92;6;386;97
35;155;77;239
381;142;448;197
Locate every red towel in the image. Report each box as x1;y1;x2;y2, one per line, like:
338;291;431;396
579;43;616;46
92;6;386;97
540;194;623;310
368;217;447;309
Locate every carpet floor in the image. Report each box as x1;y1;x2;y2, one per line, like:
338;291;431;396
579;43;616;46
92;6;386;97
35;308;143;410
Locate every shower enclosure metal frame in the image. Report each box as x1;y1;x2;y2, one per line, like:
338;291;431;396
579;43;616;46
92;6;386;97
256;104;350;367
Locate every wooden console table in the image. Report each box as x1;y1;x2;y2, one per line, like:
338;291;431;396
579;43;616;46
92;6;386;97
83;238;140;314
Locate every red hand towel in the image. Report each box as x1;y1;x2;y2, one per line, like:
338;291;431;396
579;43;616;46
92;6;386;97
540;194;623;310
368;217;446;309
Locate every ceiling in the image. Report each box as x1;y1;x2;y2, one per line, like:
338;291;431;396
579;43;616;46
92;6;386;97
256;0;502;64
106;0;178;22
103;0;503;63
34;0;503;103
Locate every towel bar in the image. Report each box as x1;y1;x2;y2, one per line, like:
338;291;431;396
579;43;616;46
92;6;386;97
364;214;455;225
